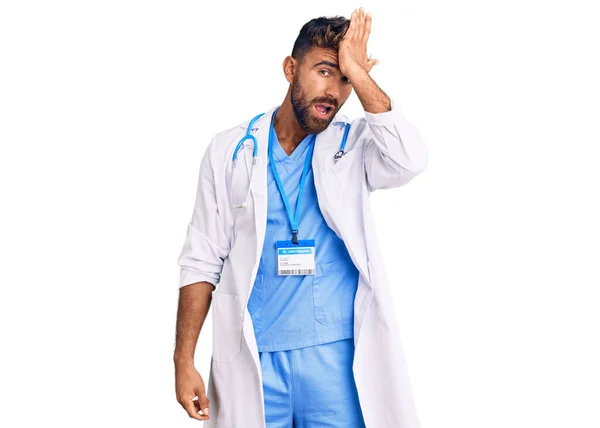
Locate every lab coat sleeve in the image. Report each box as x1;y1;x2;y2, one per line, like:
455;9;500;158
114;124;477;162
177;137;230;289
362;97;428;191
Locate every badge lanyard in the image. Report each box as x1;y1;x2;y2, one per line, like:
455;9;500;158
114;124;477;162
267;109;316;245
268;109;317;276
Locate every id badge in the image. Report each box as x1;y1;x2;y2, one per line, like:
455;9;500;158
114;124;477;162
276;240;316;276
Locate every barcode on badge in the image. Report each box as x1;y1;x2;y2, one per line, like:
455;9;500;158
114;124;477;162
279;269;316;275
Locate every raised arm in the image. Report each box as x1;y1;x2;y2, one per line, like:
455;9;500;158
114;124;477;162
339;8;428;191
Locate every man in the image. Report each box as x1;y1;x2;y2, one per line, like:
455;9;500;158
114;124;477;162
174;8;427;428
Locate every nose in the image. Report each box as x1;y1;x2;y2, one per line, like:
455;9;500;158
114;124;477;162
325;80;341;102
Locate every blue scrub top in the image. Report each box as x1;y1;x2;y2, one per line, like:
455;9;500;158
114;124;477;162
247;128;360;352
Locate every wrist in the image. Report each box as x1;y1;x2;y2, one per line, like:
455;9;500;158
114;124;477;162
346;67;370;84
173;352;195;368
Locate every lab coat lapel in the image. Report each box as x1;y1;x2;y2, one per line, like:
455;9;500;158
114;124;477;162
248;107;275;280
313;122;371;284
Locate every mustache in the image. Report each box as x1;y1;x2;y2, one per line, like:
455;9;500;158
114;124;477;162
311;98;338;109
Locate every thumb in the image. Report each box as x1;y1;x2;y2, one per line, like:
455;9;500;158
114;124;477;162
367;58;379;72
196;388;210;416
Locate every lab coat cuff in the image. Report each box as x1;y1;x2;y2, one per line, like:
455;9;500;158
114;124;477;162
364;97;409;128
179;269;218;289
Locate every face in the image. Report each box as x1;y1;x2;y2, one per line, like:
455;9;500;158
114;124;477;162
287;46;353;134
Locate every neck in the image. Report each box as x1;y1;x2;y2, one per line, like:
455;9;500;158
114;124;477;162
273;91;308;151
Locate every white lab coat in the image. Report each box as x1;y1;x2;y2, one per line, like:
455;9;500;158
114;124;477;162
178;97;428;427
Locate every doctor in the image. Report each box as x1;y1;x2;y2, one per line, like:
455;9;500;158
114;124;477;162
174;8;427;428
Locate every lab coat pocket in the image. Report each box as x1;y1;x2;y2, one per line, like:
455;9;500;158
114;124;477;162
312;259;358;326
211;292;243;363
330;149;363;197
330;149;358;172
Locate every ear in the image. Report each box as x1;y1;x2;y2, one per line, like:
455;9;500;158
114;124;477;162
282;56;297;84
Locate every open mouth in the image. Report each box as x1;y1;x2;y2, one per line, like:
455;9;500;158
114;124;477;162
314;104;333;116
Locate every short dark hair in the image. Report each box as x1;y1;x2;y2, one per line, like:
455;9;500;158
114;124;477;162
291;16;350;62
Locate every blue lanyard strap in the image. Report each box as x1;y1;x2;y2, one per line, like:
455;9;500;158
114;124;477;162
268;109;316;245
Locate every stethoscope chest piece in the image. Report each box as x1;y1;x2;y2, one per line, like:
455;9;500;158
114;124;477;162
333;123;351;161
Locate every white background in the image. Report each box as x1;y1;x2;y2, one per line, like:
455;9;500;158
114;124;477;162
1;0;598;427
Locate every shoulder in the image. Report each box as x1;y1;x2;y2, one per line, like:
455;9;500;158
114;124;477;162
209;120;249;153
332;97;406;133
330;110;369;136
201;111;273;173
202;113;260;166
328;111;369;149
210;111;274;152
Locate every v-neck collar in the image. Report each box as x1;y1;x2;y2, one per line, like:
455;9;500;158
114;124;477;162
272;132;314;165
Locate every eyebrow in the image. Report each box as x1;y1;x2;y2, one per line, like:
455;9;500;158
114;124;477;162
313;61;339;69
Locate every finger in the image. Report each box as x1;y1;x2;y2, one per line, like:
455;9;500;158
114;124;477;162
364;12;372;43
347;9;358;40
196;388;210;418
358;8;366;40
193;399;211;420
355;8;362;40
182;397;207;421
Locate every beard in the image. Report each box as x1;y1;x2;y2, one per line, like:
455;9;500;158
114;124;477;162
290;75;339;134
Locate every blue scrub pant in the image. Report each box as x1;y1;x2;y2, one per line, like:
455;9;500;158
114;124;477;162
259;338;366;428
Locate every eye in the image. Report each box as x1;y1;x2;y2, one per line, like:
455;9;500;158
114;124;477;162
342;76;351;84
319;69;330;76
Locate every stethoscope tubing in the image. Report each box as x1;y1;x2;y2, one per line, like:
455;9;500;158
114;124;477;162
230;111;351;209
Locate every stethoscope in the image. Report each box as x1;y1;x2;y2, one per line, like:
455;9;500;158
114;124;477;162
230;110;351;209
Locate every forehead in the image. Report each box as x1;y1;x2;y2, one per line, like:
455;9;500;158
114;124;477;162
302;46;339;66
